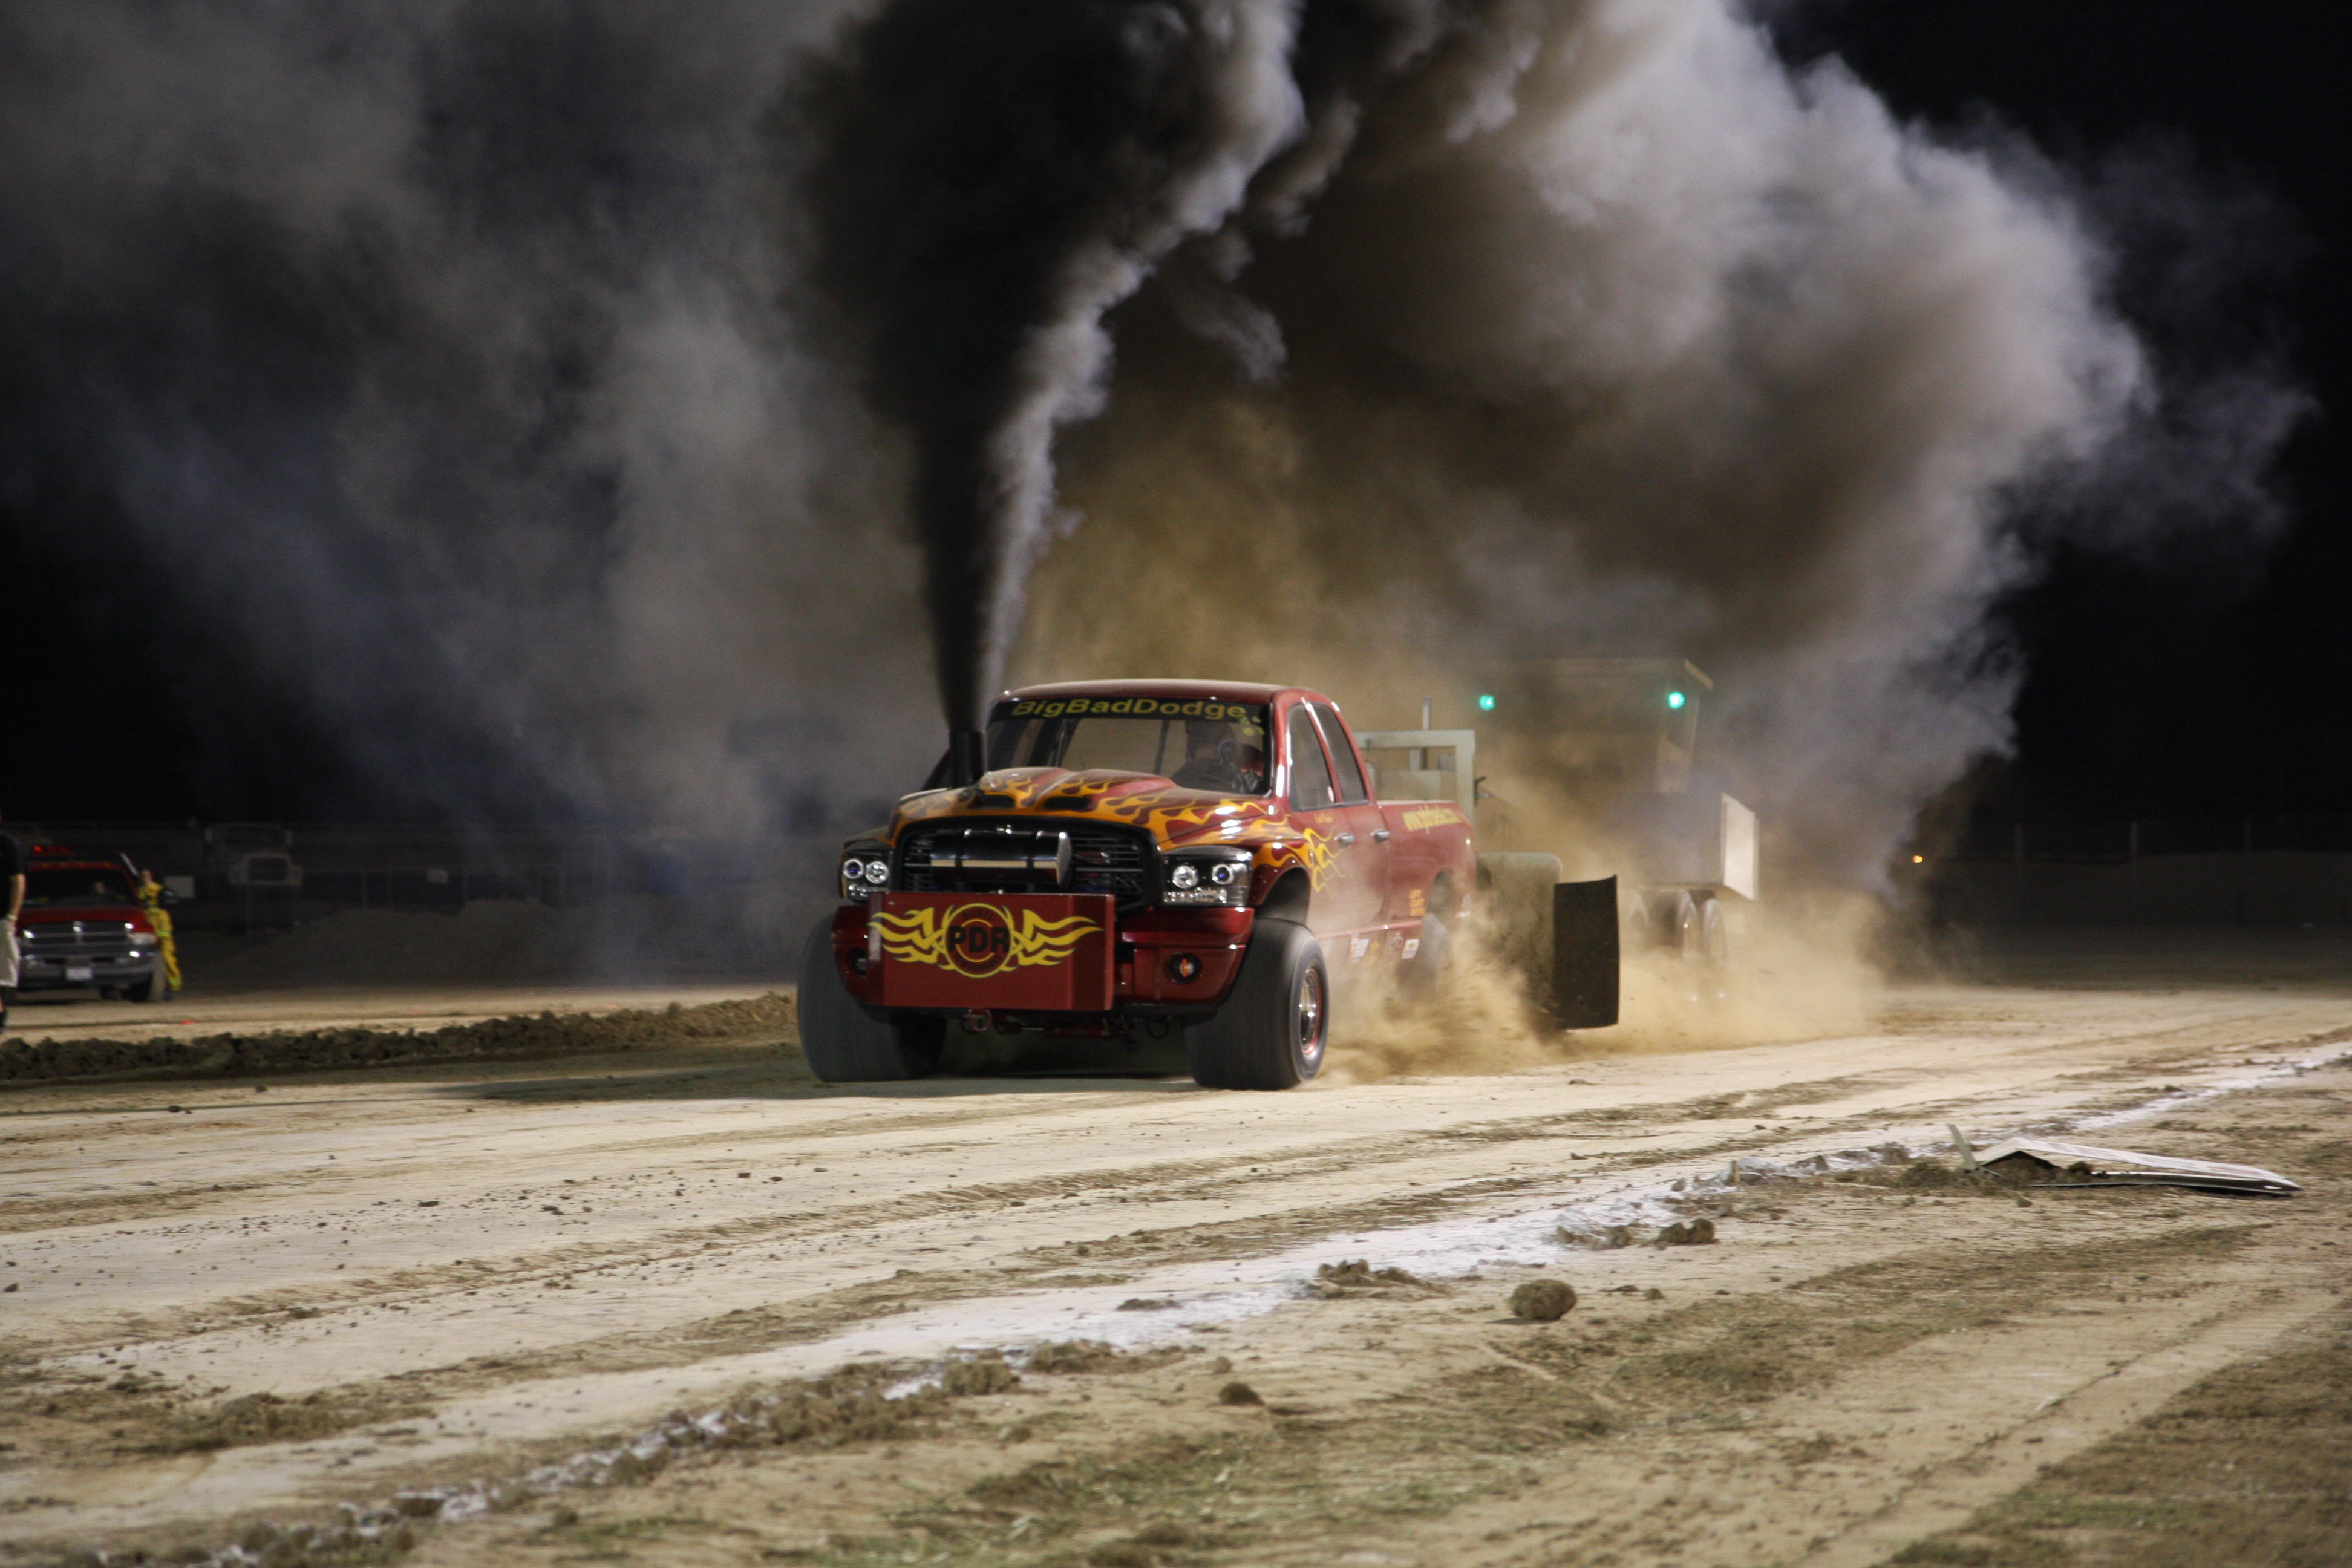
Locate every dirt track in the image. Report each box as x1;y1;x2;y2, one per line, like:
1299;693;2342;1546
3;932;2348;1567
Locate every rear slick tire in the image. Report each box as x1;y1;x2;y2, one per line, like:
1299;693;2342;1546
795;916;942;1084
1185;919;1328;1091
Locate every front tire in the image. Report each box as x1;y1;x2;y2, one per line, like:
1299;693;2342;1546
128;967;165;1003
1186;919;1328;1091
795;916;942;1083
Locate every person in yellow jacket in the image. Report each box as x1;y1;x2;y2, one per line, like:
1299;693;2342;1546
134;867;182;996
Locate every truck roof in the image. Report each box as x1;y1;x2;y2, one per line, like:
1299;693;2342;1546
1000;679;1308;706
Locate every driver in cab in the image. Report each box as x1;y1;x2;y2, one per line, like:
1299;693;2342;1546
1169;719;1266;794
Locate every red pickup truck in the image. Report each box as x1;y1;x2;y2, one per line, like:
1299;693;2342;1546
801;681;1481;1089
13;847;168;1003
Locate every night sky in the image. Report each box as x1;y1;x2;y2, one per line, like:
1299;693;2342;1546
2;2;2342;828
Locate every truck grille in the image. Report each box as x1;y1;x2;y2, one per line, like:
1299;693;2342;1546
897;819;1155;910
21;921;137;958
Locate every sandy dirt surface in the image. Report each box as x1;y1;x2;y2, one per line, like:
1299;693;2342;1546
3;931;2348;1568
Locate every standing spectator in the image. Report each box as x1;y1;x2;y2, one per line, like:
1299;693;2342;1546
133;865;183;996
1;809;22;1028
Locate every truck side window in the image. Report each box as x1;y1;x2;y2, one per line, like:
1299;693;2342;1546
1310;704;1370;805
1287;705;1336;811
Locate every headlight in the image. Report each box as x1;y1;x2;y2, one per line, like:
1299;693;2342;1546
1162;851;1252;906
839;844;893;901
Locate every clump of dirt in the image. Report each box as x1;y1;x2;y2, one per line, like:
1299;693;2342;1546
1025;1341;1140;1374
1560;1215;1720;1249
1217;1381;1263;1407
1308;1259;1443;1298
742;1367;942;1449
939;1352;1020;1396
1509;1279;1577;1321
0;992;795;1087
1656;1217;1717;1246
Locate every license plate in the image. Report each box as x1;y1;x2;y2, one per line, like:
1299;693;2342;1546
67;964;94;982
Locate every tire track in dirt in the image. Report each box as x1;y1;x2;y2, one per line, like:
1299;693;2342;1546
10;1005;2344;1393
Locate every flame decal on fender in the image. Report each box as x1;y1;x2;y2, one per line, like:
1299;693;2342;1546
1293;827;1336;890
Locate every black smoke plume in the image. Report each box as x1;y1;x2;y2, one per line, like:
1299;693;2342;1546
795;0;1314;731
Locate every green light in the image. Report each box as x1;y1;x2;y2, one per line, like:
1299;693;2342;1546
1666;690;1687;710
1477;693;1496;711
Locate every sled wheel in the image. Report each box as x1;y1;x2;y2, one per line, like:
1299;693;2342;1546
1697;897;1728;965
1186;919;1328;1091
1693;897;1730;1003
795;916;943;1083
1665;891;1701;959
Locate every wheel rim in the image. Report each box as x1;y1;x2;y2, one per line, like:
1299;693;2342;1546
1294;965;1327;1064
1674;897;1700;958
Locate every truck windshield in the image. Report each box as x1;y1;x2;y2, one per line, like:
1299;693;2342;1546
26;868;137;907
988;703;1272;794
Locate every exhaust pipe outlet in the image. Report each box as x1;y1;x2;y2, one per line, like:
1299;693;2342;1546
947;730;987;787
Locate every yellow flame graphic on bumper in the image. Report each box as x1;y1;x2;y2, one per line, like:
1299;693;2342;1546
872;904;1102;979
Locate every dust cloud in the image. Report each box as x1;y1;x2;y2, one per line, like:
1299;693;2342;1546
1322;893;1877;1081
1016;0;2292;888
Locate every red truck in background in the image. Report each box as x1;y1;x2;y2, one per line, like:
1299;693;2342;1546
13;844;169;1002
801;679;1619;1091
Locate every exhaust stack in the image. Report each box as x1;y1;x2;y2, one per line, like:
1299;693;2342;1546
946;730;987;786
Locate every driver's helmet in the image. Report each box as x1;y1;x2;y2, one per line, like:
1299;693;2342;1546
1184;719;1233;753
